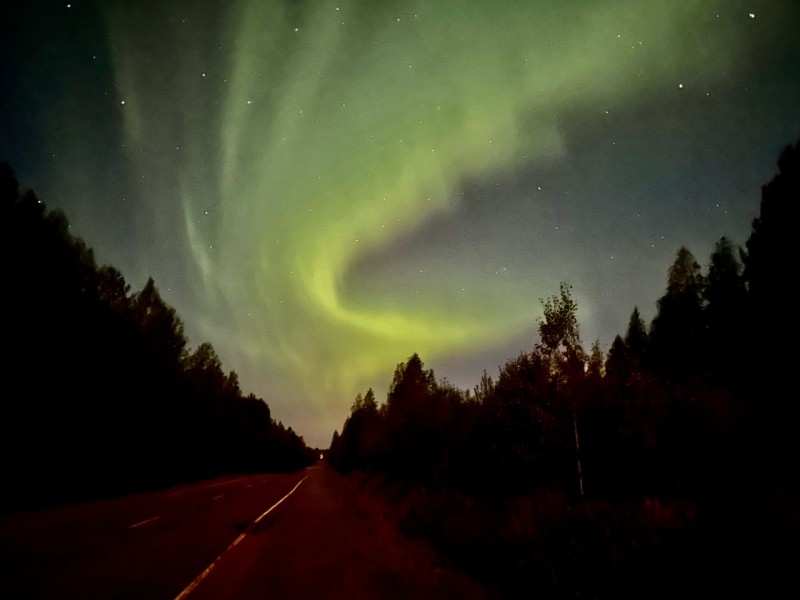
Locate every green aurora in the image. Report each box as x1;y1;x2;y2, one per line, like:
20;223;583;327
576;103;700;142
4;0;799;446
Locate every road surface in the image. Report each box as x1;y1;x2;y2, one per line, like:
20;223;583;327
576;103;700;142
0;462;492;599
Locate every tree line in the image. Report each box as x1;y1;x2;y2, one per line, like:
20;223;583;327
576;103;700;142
328;140;799;597
0;162;316;513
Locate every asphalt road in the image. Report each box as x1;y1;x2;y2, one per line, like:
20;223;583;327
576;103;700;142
0;462;492;599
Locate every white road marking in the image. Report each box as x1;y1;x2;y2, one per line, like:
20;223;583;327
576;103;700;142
212;495;224;500
174;474;309;600
253;476;308;524
166;476;257;497
128;516;160;529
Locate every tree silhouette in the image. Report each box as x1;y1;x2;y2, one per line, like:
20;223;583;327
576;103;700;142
535;282;585;388
624;307;649;375
742;140;800;496
604;334;628;384
535;283;586;495
184;342;226;394
325;141;800;599
0;162;314;512
133;277;187;373
648;246;706;383
336;388;382;472
704;237;747;387
383;354;441;479
743;141;799;311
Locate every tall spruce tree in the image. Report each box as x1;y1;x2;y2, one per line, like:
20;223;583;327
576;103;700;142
649;246;706;384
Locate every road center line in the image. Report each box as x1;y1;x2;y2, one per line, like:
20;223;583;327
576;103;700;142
174;474;309;600
166;476;256;497
128;516;160;529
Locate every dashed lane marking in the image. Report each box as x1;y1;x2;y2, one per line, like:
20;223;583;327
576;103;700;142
128;516;160;529
166;476;257;497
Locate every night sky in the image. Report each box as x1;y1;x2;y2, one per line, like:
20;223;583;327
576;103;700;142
2;0;798;448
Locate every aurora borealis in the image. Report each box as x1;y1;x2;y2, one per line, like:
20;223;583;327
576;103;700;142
2;1;799;447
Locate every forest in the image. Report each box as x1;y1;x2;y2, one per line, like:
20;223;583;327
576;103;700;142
0;162;316;513
329;140;799;597
2;137;796;595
